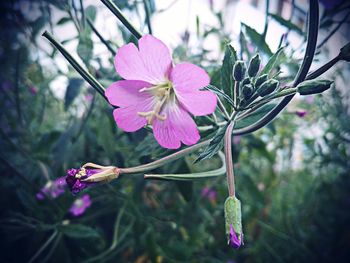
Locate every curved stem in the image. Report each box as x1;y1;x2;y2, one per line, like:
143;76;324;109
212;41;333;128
231;0;319;136
306;55;340;80
224;122;236;196
119;139;210;174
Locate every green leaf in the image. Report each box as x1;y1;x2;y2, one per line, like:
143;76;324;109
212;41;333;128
195;123;229;162
221;44;237;97
60;224;100;239
85;5;97;21
268;13;304;35
77;30;93;65
242;23;272;56
260;47;284;76
57;17;70;25
203;84;234;107
234;103;277;129
64;78;84;110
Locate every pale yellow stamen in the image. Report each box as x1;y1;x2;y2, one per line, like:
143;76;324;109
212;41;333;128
137;81;173;124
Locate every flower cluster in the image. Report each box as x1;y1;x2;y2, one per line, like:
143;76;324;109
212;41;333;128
105;34;217;149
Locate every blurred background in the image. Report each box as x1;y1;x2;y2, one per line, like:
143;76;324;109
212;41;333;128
1;0;350;262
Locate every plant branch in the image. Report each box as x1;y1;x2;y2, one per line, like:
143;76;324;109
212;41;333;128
86;17;116;56
100;0;142;39
42;31;107;101
119;140;211;174
231;0;319;136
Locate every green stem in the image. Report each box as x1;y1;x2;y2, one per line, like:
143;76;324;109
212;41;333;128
100;0;142;39
42;31;107;101
143;0;153;34
86;17;116;56
27;230;58;263
306;55;340;80
119;139;210;174
144;152;226;181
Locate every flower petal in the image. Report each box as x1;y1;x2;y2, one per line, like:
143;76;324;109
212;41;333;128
138;34;172;82
170;63;217;116
105;80;151;107
153;104;200;149
113;97;154;132
114;35;172;84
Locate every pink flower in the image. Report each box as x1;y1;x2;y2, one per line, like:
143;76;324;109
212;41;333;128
105;34;217;149
69;194;92;216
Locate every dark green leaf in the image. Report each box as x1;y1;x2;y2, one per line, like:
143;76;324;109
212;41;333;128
77;31;93;65
221;44;237;97
268;13;304;35
234;103;277;129
60;224;101;239
242;23;272;56
64;78;84;110
57;17;71;25
260;47;284;76
85;5;97;21
196;123;229;162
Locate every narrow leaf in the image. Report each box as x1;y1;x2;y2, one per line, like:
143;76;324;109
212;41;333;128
260;47;284;76
242;23;272;56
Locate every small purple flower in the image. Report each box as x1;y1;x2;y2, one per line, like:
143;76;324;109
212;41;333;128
229;224;242;249
65;168;97;195
69;194;92;216
201;186;217;202
233;136;241;145
28;85;38;95
36;177;66;200
295;110;307;118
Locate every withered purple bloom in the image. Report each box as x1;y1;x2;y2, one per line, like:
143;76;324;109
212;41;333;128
65;163;120;195
36;177;66;200
65;168;97;195
69;194;92;216
229;224;242;249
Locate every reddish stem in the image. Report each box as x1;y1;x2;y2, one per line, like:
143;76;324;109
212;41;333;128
224;121;236;197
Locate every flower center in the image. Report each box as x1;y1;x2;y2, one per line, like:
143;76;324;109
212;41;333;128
137;81;174;124
75;168;86;179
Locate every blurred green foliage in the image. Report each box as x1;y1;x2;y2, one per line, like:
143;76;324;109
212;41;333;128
0;0;349;262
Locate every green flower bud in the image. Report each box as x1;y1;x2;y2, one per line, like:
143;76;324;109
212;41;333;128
224;196;243;248
297;79;333;95
255;74;269;89
241;77;251;86
256;79;279;97
339;42;350;62
233;61;246;81
248;53;261;77
242;84;254;99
